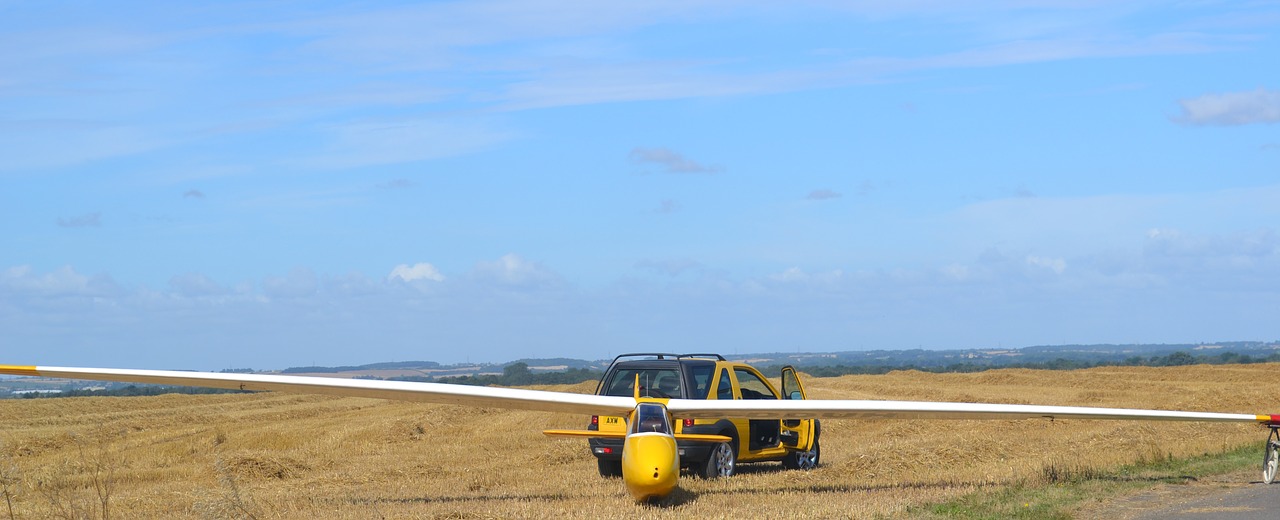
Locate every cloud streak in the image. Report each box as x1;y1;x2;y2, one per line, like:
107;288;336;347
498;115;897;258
1176;88;1280;126
806;189;841;200
630;147;722;174
56;212;102;228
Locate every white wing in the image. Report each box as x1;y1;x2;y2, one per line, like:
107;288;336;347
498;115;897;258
666;398;1274;424
3;364;1274;425
0;365;635;416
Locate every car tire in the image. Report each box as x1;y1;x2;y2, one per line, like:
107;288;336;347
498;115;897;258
597;458;622;478
782;437;820;470
698;437;737;479
1264;438;1278;485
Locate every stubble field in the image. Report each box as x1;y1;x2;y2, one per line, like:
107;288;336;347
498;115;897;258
1;363;1277;519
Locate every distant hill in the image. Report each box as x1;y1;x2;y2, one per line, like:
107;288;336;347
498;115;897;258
6;341;1278;398
730;341;1280;369
273;341;1280;378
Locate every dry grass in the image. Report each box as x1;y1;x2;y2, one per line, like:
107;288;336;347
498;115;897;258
1;364;1277;519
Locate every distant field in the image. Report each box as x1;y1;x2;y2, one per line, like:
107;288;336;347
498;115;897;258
1;364;1277;518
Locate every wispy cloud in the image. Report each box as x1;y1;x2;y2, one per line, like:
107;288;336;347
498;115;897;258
656;199;681;214
635;258;701;276
56;212;102;228
806;189;841;200
169;272;225;297
1175;87;1280;126
630;147;721;174
471;253;562;289
380;178;416;190
388;263;445;283
295;117;512;170
183;189;205;199
263;267;319;299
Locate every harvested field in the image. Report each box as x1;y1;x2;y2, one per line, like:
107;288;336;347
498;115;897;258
1;363;1277;518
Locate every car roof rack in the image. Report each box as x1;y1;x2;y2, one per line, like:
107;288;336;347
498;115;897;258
677;353;727;361
607;352;726;365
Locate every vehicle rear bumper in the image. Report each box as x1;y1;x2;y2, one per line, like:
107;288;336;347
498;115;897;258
589;437;716;465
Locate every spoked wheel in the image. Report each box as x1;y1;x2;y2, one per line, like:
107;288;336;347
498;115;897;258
1264;429;1279;485
783;438;820;470
699;440;736;479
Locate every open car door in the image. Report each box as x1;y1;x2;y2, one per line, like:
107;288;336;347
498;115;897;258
779;366;814;451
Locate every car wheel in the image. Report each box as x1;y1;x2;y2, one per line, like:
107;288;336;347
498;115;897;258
597;458;622;478
783;438;820;470
1264;439;1279;485
699;438;736;479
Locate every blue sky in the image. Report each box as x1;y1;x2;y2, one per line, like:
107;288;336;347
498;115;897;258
2;1;1279;369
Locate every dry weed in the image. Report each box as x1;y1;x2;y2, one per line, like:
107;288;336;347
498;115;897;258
1;440;20;520
31;429;124;520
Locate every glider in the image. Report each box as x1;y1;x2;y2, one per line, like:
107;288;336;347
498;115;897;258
2;364;1278;501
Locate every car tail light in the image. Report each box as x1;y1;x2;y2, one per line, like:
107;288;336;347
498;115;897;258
601;447;613;454
591;415;599;426
683;418;694;428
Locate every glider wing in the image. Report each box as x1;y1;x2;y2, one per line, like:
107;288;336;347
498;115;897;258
3;364;1275;426
0;365;635;417
665;398;1278;424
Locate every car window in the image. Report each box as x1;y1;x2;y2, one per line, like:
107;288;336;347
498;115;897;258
604;368;682;398
687;364;715;399
715;368;733;400
733;368;777;400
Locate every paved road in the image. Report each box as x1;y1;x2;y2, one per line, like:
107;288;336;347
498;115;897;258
1077;469;1278;520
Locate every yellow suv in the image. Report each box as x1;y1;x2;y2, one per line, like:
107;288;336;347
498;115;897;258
587;353;820;478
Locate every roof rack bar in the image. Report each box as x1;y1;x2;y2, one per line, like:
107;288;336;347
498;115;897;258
608;352;727;365
677;353;727;361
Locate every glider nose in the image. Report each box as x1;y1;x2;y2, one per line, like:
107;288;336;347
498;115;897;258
622;434;680;501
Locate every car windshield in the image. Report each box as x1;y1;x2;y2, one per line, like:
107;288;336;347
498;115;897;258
604;368;682;398
630;403;671;434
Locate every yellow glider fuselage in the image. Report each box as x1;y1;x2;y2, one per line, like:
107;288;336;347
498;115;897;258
621;432;679;501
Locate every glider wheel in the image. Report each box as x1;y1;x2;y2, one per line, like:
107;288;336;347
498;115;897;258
1265;427;1279;485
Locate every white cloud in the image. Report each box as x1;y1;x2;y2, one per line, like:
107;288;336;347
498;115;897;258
768;267;845;285
169;273;225;297
1025;255;1067;274
472;253;561;288
1176;87;1280;126
388;263;445;283
0;265;120;297
806;189;841;200
262;267;319;299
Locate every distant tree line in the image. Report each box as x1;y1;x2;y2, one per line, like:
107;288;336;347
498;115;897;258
19;385;251;399
280;360;441;373
390;362;604;387
761;350;1280;378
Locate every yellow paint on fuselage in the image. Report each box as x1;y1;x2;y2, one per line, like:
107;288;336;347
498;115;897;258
621;432;679;501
